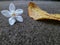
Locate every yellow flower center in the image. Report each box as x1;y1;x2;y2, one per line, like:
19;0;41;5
12;13;16;17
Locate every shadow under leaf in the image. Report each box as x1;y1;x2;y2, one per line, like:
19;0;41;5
37;19;60;26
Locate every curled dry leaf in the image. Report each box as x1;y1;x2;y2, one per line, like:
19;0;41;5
28;2;60;21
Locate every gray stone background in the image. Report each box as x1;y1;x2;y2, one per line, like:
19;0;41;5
0;0;60;1
0;1;60;45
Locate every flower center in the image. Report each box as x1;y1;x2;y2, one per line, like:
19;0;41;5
12;13;16;17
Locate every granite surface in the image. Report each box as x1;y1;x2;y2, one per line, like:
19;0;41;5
0;1;60;45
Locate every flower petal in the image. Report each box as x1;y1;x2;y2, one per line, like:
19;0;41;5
9;3;15;12
1;10;11;17
9;17;16;25
16;16;23;22
15;9;23;15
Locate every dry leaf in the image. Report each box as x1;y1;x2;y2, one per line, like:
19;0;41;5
28;2;60;21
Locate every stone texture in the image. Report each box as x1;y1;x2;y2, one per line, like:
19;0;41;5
0;1;60;45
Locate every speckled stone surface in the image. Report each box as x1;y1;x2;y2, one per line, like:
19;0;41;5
0;1;60;45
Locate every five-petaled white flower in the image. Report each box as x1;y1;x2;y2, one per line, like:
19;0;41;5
1;3;23;25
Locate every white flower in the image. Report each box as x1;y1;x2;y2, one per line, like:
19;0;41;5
1;3;23;25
